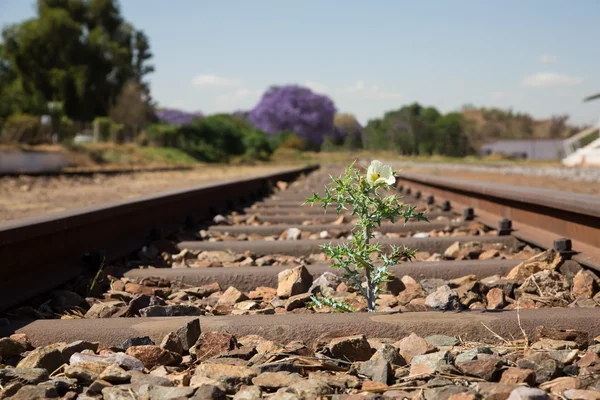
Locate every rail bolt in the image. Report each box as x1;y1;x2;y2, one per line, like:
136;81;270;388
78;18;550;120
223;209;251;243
441;200;451;211
554;238;575;259
463;207;474;220
398;184;404;192
405;188;412;195
497;218;512;236
414;191;421;199
426;195;435;205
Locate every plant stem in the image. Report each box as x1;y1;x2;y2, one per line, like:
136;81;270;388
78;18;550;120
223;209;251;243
363;225;376;312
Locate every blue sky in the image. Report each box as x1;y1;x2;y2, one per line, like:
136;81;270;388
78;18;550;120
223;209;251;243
2;0;600;126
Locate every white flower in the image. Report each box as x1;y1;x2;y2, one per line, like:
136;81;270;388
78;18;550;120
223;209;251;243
366;160;395;186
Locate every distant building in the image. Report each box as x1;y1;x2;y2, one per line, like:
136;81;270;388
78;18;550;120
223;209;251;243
480;139;565;160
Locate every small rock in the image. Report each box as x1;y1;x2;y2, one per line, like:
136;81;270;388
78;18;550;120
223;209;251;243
394;333;435;363
102;386;136;400
425;386;474;400
232;385;262;399
195;363;258;394
424;335;459;347
572;269;599;299
193;331;237;361
191;378;227;400
548;349;578;364
287;378;334;398
327;335;372;362
517;353;562;384
98;365;130;384
319;230;331;239
64;362;110;384
139;304;202;317
125;345;178;369
508;386;550;400
486;288;506;309
540;376;583;393
10;385;59;399
505;249;563;284
16;346;64;373
456;358;499;380
59;341;99;361
535;326;588;349
410;351;451;374
252;371;303;390
248;287;277;301
530;338;579;351
500;367;536;385
86;379;112;395
0;368;49;385
70;352;143;371
0;337;27;359
359;354;392;384
420;278;448;294
424;285;460;310
121;336;154;350
184;283;221;298
308;272;342;295
136;384;195;398
455;347;493;363
413;232;429;238
213;214;229;225
217;286;249;306
397;284;426;305
285;293;312;311
563;389;600;400
160;332;184;355
286;227;302;240
176;318;201;352
9;334;32;351
277;266;313;298
308;371;360;390
479;249;500;260
476;382;519;400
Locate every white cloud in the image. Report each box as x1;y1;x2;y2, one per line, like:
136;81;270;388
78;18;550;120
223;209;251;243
215;88;261;106
338;80;402;100
192;74;241;87
538;54;557;64
491;91;504;99
521;72;583;87
304;80;329;94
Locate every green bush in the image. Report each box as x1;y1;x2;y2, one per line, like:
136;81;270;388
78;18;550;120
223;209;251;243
93;117;112;142
270;131;305;150
60;116;76;140
174;114;273;162
146;124;178;147
242;129;272;160
2;114;44;144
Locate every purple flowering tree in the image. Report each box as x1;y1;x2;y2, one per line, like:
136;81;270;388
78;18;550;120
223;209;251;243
249;85;336;147
155;108;203;125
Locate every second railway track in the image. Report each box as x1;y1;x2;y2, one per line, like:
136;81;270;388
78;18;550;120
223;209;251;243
2;161;600;398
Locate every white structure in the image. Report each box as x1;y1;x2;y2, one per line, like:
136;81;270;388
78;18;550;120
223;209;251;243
561;120;600;167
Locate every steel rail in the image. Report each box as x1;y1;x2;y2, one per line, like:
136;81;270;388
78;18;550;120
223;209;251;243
396;172;600;270
0;164;319;311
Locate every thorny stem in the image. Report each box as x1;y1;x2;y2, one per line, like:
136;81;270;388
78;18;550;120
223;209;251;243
363;225;376;312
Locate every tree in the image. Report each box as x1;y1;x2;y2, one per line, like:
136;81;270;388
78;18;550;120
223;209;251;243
249;85;336;149
155;108;203;125
1;0;154;122
323;113;363;150
109;80;153;140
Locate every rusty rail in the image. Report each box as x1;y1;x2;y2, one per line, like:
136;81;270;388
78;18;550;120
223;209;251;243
0;164;319;311
396;172;600;271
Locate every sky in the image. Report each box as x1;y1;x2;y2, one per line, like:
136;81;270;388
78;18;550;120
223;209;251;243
1;0;600;126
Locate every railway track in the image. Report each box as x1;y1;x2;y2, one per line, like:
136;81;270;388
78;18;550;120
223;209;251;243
2;161;600;398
